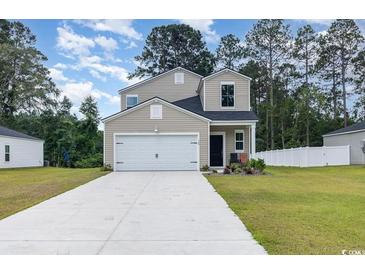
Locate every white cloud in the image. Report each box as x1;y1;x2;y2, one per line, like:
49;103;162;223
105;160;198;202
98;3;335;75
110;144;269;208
49;68;69;82
59;80;119;106
303;19;334;26
124;40;138;49
54;63;68;69
76;19;142;41
77;55;138;85
95;35;118;52
89;69;107;82
57;25;95;56
179;19;220;44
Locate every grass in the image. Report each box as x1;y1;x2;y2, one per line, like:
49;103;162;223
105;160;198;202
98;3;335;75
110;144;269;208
206;166;365;255
0;167;110;220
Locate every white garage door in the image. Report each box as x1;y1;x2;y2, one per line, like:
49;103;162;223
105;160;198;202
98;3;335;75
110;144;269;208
115;134;199;171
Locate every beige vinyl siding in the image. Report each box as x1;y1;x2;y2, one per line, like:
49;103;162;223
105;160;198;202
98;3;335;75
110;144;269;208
200;81;205;109
204;71;250;111
210;125;250;165
121;68;201;110
104;101;209;169
323;131;365;164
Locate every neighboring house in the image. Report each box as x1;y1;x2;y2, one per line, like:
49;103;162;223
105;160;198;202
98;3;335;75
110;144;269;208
0;125;44;169
323;121;365;165
102;67;258;171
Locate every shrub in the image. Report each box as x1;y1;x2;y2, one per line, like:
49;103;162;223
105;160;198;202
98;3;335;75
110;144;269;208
230;162;241;172
234;167;242;174
244;158;266;174
255;158;266;172
212;169;218;173
201;164;209;172
223;166;231;174
74;153;103;168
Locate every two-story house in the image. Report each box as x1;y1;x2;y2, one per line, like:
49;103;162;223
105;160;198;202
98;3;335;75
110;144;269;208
102;67;258;171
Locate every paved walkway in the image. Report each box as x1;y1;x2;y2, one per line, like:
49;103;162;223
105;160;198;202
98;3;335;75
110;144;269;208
0;172;266;254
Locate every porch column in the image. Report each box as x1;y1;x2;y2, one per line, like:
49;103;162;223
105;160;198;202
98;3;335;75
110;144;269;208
251;123;256;158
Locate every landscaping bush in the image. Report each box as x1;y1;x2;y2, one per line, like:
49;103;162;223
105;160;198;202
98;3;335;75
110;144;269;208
244;158;266;174
223;166;231;174
234;167;242;174
201;164;209;172
212;169;218;173
74;153;103;168
230;162;241;172
255;158;266;172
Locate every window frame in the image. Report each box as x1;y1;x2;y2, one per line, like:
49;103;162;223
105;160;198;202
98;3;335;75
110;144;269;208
126;95;139;109
150;104;163;119
5;145;10;162
174;72;184;85
234;129;244;153
220;81;235;109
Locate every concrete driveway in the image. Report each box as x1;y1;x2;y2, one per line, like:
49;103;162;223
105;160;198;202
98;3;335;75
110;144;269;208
0;172;266;254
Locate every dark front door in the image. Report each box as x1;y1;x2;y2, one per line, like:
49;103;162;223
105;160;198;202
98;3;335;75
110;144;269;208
210;135;223;166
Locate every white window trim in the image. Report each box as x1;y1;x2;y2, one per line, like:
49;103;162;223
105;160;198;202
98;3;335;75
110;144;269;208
126;94;139;109
234;129;245;153
220;81;235;109
174;72;184;85
150;104;163;119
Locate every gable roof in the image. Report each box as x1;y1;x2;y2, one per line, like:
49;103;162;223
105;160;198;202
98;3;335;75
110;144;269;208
0;125;43;141
118;67;203;94
201;68;252;81
323;121;365;137
102;96;211;123
172;96;258;121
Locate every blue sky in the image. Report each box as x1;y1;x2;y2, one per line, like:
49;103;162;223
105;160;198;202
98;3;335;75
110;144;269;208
18;19;364;119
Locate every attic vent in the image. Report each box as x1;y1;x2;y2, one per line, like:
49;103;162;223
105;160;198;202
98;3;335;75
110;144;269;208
174;72;184;84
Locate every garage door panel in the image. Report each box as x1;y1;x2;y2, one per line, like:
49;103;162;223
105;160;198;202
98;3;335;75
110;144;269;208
115;135;198;171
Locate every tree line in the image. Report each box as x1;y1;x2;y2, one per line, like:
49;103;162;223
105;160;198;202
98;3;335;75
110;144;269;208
1;19;364;167
0;20;102;167
130;20;365;151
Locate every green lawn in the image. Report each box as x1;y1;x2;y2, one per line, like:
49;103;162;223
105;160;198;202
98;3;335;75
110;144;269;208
0;167;110;220
206;166;365;255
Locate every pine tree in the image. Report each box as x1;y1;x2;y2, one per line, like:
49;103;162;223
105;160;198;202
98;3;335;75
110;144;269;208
0;20;60;118
326;20;364;126
245;19;291;149
129;24;215;79
216;34;244;69
293;24;318;145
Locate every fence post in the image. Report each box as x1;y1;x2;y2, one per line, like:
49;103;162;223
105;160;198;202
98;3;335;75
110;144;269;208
322;146;326;166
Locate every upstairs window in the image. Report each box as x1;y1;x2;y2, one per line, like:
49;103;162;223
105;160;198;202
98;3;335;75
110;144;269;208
174;73;184;84
5;145;10;162
235;130;244;152
221;82;235;108
126;95;138;109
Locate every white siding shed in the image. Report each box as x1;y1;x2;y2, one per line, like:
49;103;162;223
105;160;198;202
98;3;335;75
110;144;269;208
0;126;44;169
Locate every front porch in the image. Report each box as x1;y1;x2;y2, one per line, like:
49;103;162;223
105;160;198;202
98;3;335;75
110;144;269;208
208;122;256;168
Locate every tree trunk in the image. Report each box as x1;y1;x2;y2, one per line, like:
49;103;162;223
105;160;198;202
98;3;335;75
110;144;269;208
269;49;275;150
332;63;337;119
266;107;269;151
305;37;310;146
341;57;347;127
281;118;285;149
306;117;310;146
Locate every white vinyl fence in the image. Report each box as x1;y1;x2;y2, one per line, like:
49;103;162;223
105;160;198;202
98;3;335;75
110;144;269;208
255;146;350;167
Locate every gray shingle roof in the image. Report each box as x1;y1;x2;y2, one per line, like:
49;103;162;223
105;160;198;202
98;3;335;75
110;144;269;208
323;121;365;136
172;96;258;121
0;125;42;141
